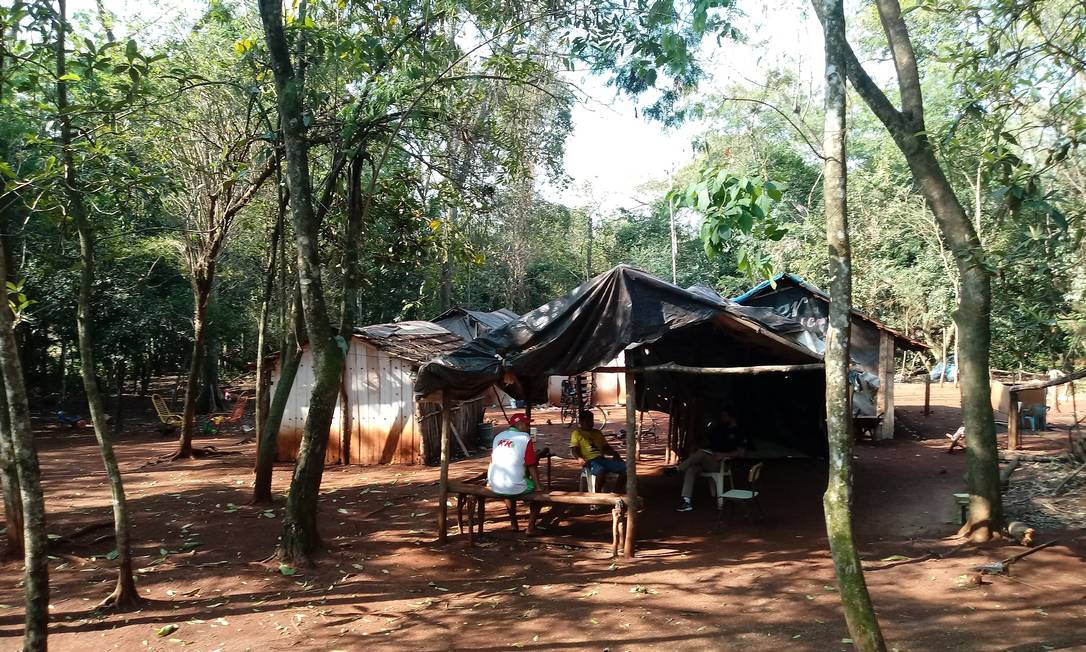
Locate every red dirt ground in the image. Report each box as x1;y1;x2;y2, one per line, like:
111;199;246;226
1;383;1084;651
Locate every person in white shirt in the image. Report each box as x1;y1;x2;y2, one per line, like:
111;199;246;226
487;413;544;533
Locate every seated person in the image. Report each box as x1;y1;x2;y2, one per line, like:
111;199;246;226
569;410;626;492
487;413;543;533
669;408;748;512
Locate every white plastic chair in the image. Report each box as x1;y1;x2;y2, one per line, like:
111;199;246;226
721;462;765;520
700;458;734;509
578;467;600;492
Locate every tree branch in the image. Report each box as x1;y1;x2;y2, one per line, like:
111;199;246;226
874;0;925;124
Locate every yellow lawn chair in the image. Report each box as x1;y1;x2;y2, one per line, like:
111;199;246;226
151;394;183;432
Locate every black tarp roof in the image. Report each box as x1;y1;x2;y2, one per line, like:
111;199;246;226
415;265;821;401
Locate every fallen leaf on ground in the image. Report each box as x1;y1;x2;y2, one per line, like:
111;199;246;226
155;624;179;637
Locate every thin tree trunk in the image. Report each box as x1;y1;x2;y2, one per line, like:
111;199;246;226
259;0;346;562
0;372;24;560
59;338;68;403
439;217;453;312
0;241;47;649
111;358;125;434
817;0;887;647
178;276;210;458
0;210;24;561
196;333;222;413
253;284;303;504
0;20;37;620
58;0;140;609
254;182;286;480
585;208;593;280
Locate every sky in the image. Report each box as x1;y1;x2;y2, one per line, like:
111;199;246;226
549;1;824;212
72;0;825;213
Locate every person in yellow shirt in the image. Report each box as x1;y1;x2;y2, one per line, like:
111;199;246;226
569;410;626;492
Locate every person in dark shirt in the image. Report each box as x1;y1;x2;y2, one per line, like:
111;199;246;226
668;409;747;512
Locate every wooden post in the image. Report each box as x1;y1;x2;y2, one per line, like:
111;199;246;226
437;393;451;543
623;371;637;558
1007;390;1020;451
877;330;895;440
923;373;931;417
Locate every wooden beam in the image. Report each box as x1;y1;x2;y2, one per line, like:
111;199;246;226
592;362;824;375
437;394;451;543
1009;367;1086;392
923;374;931;417
624;370;637;559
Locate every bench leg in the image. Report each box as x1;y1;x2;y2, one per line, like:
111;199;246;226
456;494;466;534
611;501;627;558
477;496;485;536
527;502;541;535
611;505;620;557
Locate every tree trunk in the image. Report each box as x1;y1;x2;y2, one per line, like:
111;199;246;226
585;208;593;280
59;338;68;403
0;26;43;645
828;0;1002;541
0;371;24;560
0;247;47;649
253;285;303;504
111;358;126;434
253;185;286;501
58;0;141;609
259;0;346;563
196;333;223;414
817;0;887;648
439;217;453;312
179;275;211;458
0;209;24;562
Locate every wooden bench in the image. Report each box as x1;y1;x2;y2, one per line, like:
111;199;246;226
447;479;630;556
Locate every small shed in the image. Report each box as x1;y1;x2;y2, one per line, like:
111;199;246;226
734;273;929;439
272;321;484;466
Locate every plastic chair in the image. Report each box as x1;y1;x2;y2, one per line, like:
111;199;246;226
700;458;734;509
578;467;600;493
721;462;764;520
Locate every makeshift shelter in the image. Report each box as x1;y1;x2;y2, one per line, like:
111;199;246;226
272;321;484;466
734;273;929;439
416;265;827;556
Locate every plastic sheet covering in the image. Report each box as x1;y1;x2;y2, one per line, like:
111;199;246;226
415;265;818;401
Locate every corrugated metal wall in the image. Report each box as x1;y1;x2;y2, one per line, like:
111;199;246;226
272;340;422;465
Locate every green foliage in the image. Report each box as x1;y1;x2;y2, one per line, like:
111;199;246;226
562;0;741;124
671;169;786;280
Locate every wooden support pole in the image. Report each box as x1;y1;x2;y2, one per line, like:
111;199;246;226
877;330;895;440
593;362;824;375
1007;391;1020;451
437;393;451;543
624;370;637;558
923;374;931;417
